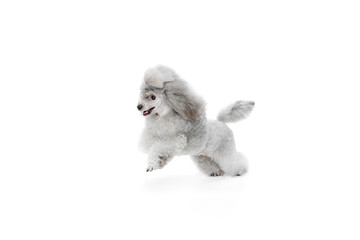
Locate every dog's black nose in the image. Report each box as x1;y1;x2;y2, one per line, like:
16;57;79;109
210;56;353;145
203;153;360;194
137;104;143;111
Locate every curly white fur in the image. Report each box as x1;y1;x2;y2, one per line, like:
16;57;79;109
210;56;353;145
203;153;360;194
137;65;255;177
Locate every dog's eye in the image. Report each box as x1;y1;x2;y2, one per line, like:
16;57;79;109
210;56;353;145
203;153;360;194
151;95;156;100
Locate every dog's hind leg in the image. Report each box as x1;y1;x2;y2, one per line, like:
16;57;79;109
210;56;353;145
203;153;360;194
216;152;248;176
191;155;224;177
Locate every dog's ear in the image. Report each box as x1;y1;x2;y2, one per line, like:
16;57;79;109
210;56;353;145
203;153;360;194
164;81;205;120
144;65;176;89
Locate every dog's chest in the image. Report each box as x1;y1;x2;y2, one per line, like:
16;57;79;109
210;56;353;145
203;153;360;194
146;117;180;137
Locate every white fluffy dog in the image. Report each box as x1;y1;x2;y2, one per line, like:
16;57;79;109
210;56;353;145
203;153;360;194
137;65;255;176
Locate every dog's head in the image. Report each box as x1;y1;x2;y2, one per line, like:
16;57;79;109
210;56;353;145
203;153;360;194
137;65;205;120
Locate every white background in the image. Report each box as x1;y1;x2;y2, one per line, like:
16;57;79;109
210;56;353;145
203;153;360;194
1;0;359;239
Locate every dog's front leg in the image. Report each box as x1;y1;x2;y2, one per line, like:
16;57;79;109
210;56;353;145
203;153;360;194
146;152;172;172
146;135;187;172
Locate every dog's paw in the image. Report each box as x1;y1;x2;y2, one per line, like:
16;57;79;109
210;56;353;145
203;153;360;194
146;163;160;172
234;167;248;176
209;170;224;177
146;155;171;172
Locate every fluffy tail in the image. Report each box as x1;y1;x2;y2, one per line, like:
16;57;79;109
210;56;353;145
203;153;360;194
217;100;255;123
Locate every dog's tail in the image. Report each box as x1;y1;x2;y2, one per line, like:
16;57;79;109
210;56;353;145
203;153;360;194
217;100;255;123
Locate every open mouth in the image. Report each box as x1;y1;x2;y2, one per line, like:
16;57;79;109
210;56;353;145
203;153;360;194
143;107;155;116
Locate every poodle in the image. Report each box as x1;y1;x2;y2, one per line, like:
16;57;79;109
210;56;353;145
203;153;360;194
137;65;255;176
